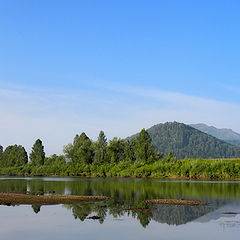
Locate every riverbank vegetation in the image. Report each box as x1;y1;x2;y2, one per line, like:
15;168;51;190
0;129;240;179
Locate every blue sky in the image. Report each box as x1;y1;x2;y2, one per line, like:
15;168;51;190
1;0;240;155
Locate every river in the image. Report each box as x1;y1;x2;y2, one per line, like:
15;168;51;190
0;177;239;239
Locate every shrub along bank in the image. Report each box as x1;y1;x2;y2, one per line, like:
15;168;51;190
1;158;240;180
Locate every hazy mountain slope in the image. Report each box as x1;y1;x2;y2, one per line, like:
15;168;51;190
190;123;240;146
131;122;240;159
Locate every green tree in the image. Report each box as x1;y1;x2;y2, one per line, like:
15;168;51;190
94;131;107;164
1;145;28;167
63;143;74;160
45;154;66;165
45;154;58;165
123;139;136;162
106;137;125;163
135;129;153;163
64;132;94;164
30;139;45;166
0;145;3;165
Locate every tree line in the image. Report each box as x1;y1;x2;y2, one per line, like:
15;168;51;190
0;129;163;168
1;129;240;179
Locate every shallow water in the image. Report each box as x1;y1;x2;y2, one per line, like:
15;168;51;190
0;177;240;240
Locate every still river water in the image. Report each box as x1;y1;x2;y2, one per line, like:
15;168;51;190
0;177;240;240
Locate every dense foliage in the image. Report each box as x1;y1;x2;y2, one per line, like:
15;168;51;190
0;126;240;179
64;133;94;165
135;129;154;163
94;131;107;164
0;145;28;167
30;139;45;166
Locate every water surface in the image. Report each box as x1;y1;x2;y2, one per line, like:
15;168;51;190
0;177;240;239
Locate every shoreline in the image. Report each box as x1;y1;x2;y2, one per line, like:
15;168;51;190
1;174;240;181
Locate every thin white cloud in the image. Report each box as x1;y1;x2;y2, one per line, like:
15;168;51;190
0;83;240;155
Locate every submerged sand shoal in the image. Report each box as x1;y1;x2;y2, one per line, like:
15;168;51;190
144;199;207;205
0;192;109;205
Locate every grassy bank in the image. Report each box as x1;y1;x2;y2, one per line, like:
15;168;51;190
1;158;240;180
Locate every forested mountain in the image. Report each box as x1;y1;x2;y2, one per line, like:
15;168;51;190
190;123;240;146
131;122;240;159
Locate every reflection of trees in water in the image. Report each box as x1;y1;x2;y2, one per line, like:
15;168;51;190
32;204;41;214
1;178;240;227
129;202;152;227
2;178;240;201
64;179;240;203
61;199;153;227
70;203;107;224
0;180;27;193
0;179;66;195
64;198;234;227
62;180;238;227
27;180;65;195
29;198;231;228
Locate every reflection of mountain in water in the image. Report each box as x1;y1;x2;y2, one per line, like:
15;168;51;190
64;199;235;227
151;204;216;225
195;201;240;223
151;199;232;225
30;199;236;227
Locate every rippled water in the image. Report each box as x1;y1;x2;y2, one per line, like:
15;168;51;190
0;177;240;240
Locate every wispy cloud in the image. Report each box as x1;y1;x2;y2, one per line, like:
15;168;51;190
0;83;240;155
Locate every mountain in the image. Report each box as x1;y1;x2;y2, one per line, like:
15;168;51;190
132;122;240;159
190;123;240;147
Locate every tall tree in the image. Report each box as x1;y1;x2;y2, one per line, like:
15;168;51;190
106;137;125;163
0;145;3;165
94;131;107;164
30;139;45;166
135;129;153;162
123;139;136;162
64;132;94;164
1;145;28;167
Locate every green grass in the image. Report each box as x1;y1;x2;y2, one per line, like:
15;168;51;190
1;158;240;180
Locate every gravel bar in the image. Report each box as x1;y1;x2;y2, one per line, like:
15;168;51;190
144;199;207;205
0;192;109;205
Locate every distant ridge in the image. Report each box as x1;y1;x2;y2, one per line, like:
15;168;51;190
190;123;240;147
130;122;240;159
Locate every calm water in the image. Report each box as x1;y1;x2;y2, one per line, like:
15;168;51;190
0;177;240;240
